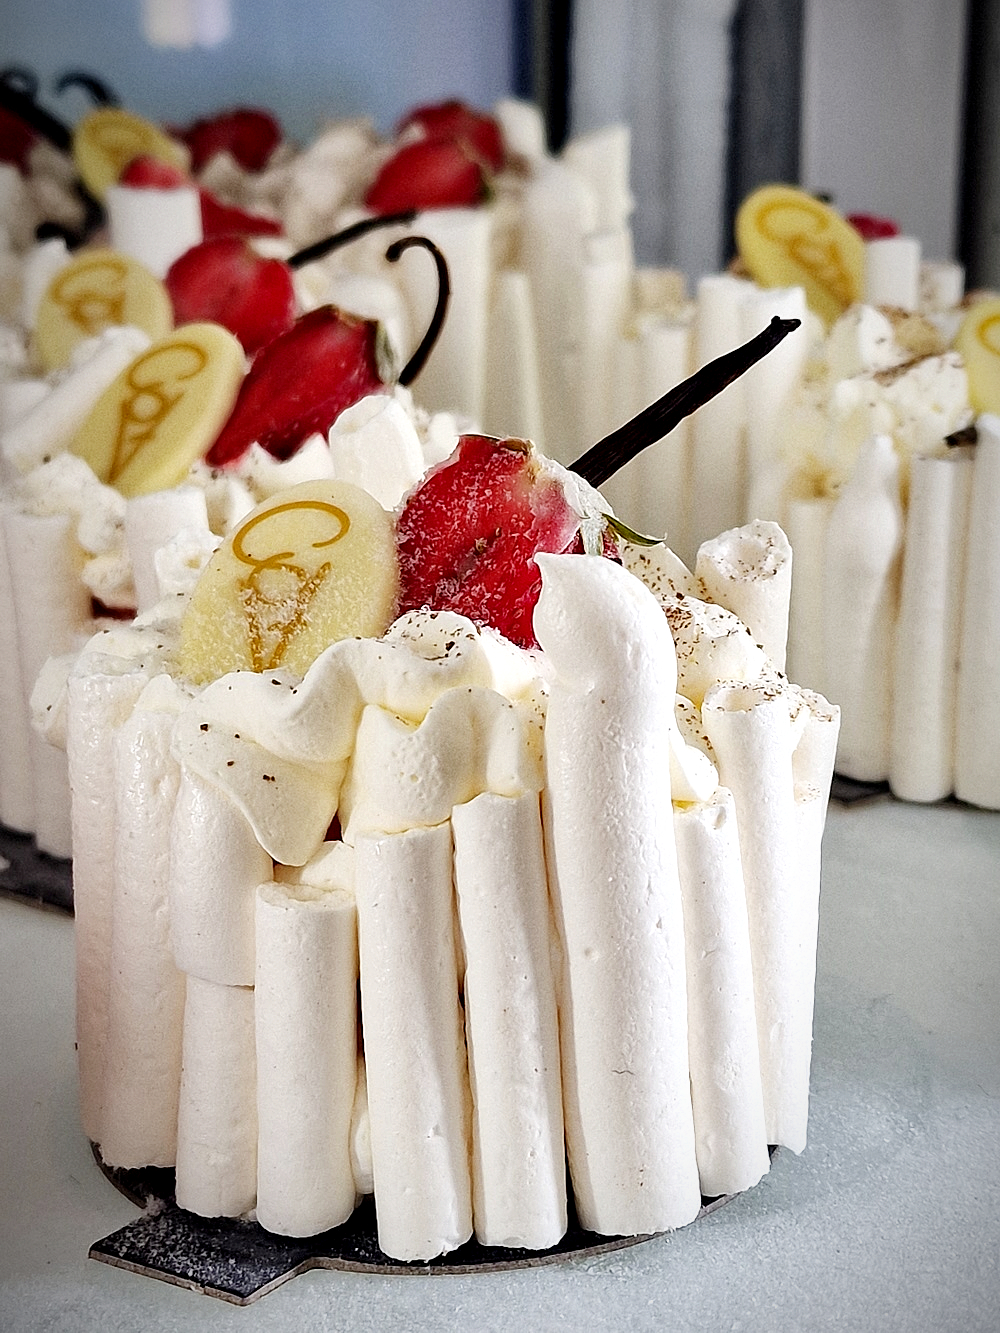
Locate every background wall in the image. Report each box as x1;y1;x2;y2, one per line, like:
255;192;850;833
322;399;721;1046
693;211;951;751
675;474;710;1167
0;0;515;143
800;0;968;263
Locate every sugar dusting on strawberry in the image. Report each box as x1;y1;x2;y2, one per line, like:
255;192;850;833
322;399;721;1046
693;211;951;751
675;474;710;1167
396;435;598;649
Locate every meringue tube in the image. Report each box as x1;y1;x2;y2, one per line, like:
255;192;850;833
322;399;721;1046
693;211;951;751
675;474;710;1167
397;206;491;424
0;511;33;831
174;975;258;1219
890;449;973;803
740;285;809;523
627;318;693;560
701;680;811;1153
255;879;359;1237
696;519;793;672
690;274;754;541
123;486;210;613
66;667;151;1143
823;434;903;781
0;326;151;474
4;508;90;855
955;414;1000;808
169;770;273;986
482;268;545;447
99;690;186;1169
784;497;834;694
452;790;567;1249
354;823;473;1261
534;553;700;1236
674;790;770;1198
105;181;203;278
863;235;921;312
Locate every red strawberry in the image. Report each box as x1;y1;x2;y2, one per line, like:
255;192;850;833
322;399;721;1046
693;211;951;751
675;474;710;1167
206;305;388;466
180;107;281;174
397;99;505;173
119;154;189;189
395;434;593;649
364;138;488;215
119;154;283;237
847;211;900;241
0;105;38;173
165;236;295;356
198;191;283;238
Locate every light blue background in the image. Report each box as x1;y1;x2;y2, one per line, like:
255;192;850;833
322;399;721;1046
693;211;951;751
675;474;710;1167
0;1;515;144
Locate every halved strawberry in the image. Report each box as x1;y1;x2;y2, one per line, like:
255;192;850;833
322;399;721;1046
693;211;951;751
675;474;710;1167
847;211;900;241
364;138;488;215
397;99;505;173
165;236;295;355
179;106;282;174
119;154;283;237
206;305;389;466
395;434;596;649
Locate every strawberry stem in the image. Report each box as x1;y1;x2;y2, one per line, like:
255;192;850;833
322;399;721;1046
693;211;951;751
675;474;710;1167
571;315;802;487
286;211;418;269
386;234;450;386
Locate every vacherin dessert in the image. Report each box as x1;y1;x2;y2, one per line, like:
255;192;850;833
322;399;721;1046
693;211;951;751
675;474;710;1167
39;452;839;1259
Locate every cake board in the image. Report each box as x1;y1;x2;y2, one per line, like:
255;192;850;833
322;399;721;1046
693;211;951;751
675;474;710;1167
90;1147;778;1303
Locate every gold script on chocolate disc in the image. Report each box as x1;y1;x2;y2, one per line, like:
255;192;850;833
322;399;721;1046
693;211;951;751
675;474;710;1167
49;255;129;335
110;341;208;482
231;500;352;671
757;197;855;310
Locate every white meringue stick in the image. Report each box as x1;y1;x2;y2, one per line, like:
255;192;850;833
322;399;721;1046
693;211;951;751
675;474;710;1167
0;509;33;831
4;508;91;856
784;496;834;695
0;326;150;474
740;285;809;522
955;415;1000;809
482;268;544;446
823;434;903;781
174;975;257;1219
169;769;273;986
696;519;793;672
99;692;186;1169
674;789;769;1199
452;791;566;1250
629;318;693;562
890;450;973;803
864;235;921;312
701;681;811;1153
355;823;472;1261
534;553;701;1236
397;206;492;423
254;879;359;1238
572;228;633;446
105;182;203;278
66;668;151;1144
124;486;210;613
521;161;597;463
690;273;755;543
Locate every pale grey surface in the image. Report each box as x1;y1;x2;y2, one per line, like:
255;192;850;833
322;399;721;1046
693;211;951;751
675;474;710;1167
1;796;998;1331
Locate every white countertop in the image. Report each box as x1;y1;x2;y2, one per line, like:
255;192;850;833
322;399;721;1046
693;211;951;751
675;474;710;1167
1;795;998;1332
